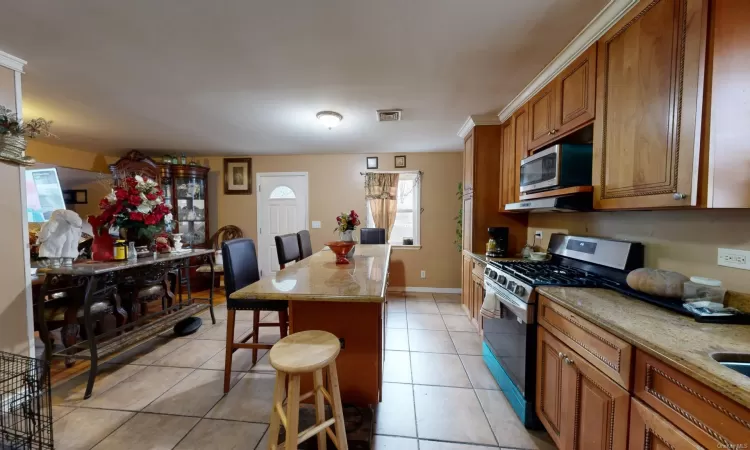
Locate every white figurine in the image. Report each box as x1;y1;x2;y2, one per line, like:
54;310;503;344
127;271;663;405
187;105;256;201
37;210;83;267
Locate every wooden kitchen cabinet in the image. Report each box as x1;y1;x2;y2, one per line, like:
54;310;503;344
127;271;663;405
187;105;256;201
460;253;485;332
537;328;629;450
462;194;473;251
555;44;596;136
527;84;556;150
629;398;702;450
461;253;472;314
498;106;527;211
592;0;708;209
463;132;474;194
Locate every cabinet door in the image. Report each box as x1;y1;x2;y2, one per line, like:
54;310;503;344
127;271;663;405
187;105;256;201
527;84;557;150
499;119;515;210
592;0;708;209
629;398;702;450
513;106;529;186
556;44;596;135
536;328;566;449
461;255;472;314
463;132;474;194
462;195;473;252
562;341;630;450
471;274;484;331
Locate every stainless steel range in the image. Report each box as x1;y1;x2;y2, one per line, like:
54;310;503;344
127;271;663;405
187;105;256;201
481;234;644;428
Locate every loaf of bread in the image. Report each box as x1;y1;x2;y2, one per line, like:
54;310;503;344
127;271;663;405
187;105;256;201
626;268;689;298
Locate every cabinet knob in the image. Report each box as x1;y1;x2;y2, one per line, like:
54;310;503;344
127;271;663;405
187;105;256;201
673;192;687;200
558;352;564;359
564;357;574;366
551;129;558;134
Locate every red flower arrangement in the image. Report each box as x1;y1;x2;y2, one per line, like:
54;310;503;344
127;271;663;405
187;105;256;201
335;210;360;233
95;175;172;241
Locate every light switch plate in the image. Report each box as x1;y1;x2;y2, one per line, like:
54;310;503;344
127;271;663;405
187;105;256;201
717;248;750;270
312;221;321;229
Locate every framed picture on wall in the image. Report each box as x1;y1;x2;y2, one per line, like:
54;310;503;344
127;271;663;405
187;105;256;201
223;158;252;195
366;157;378;169
394;155;406;168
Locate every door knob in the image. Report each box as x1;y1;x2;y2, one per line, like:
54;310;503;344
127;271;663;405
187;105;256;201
673;192;687;200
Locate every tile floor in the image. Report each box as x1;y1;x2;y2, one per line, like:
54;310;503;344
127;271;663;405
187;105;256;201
49;291;555;450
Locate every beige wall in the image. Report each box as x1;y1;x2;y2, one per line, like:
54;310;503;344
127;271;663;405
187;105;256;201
0;66;31;355
26;140;117;173
528;210;750;293
69;180;111;219
198;152;463;288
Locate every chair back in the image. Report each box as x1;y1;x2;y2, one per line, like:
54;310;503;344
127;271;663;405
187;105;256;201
296;230;313;259
221;238;260;297
275;233;301;269
360;228;386;244
210;225;244;250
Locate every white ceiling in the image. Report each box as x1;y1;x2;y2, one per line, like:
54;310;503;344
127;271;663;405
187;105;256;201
0;0;608;155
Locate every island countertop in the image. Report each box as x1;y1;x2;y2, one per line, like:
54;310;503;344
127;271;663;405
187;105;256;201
537;286;750;410
230;244;391;303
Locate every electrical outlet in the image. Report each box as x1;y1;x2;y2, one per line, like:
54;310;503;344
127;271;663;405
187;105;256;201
311;221;321;229
535;231;543;239
420;270;426;279
717;248;750;270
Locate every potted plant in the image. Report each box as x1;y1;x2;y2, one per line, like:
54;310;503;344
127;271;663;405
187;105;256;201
0;105;54;166
94;175;173;252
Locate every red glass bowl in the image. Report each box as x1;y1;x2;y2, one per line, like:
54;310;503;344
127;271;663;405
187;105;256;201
326;241;356;264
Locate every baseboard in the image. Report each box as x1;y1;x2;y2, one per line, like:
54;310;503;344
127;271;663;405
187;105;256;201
388;286;461;294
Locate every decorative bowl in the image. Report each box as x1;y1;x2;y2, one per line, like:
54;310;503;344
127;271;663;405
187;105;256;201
529;251;551;261
325;241;357;264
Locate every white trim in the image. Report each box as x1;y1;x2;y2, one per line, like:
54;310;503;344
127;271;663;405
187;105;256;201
20;166;34;357
457;115;502;139
388;286;462;294
13;72;22;118
0;50;26;73
496;0;639;122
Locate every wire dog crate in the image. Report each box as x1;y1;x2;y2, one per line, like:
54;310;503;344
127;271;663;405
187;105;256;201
0;351;53;449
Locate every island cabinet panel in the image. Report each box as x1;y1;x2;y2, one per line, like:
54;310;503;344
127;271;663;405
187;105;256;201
555;43;596;135
537;328;629;450
527;84;557;150
629;398;702;450
633;350;750;448
592;0;708;209
538;296;633;389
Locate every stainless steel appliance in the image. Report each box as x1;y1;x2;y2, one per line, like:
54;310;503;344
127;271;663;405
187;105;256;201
481;234;644;428
518;144;593;194
503;192;592;213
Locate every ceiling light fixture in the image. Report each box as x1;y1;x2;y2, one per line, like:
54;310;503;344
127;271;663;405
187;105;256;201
316;111;343;129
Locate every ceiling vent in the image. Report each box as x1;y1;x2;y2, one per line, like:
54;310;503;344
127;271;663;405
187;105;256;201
376;109;402;122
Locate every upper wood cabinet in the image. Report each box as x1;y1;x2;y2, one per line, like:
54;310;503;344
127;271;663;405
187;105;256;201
499;119;516;210
555;44;597;135
463;132;474;194
527;84;557;150
592;0;708;209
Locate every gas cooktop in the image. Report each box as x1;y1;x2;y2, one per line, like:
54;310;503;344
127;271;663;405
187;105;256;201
488;261;605;287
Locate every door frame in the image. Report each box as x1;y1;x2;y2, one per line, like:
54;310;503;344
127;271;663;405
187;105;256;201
256;172;310;274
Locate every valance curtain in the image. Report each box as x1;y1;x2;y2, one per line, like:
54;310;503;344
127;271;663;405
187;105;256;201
365;173;400;240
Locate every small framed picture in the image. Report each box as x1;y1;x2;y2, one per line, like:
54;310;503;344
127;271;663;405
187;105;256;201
223;158;252;195
366;157;379;169
62;189;88;204
395;155;406;168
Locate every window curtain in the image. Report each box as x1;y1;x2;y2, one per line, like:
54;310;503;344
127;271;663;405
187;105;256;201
365;172;400;240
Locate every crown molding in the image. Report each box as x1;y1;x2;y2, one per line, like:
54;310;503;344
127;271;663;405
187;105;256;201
457;114;502;139
0;50;26;73
496;0;639;122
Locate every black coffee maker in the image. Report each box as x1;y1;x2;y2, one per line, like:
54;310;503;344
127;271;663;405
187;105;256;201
486;227;509;257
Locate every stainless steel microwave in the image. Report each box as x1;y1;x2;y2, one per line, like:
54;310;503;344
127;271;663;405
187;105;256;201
519;144;593;194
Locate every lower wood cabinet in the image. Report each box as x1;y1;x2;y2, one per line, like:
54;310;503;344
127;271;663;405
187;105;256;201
629;397;702;449
536;327;630;450
460;253;485;332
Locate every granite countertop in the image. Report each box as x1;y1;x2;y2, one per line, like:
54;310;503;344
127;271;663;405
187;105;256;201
231;244;391;303
464;251;522;264
36;249;214;275
537;286;750;409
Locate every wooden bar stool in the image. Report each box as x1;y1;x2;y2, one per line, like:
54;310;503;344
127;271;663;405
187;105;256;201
267;330;348;450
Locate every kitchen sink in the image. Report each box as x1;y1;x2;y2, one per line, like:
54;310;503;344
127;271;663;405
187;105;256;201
711;353;750;377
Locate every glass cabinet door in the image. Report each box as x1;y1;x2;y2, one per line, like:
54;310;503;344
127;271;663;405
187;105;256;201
161;178;174;233
174;176;206;246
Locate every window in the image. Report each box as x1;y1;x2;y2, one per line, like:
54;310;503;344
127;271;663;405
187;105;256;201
269;185;296;199
366;171;420;246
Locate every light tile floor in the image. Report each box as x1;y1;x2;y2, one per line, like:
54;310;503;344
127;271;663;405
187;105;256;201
49;292;555;450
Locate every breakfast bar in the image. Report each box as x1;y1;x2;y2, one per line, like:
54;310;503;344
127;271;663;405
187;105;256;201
230;244;391;406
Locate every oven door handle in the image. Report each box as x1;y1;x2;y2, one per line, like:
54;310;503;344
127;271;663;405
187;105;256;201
485;283;535;324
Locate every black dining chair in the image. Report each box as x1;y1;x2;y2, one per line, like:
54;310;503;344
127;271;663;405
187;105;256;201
296;230;313;260
221;238;288;393
275;233;301;270
360;227;386;244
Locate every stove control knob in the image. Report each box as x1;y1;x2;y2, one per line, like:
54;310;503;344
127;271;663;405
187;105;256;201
514;285;526;297
507;281;516;291
497;275;507;285
489;272;497;280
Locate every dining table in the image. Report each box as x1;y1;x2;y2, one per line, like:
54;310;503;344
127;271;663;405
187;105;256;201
230;244;391;406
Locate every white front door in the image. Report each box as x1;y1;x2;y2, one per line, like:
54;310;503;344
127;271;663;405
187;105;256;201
257;172;309;277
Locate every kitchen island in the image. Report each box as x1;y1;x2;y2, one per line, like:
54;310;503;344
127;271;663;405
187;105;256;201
230;244;391;406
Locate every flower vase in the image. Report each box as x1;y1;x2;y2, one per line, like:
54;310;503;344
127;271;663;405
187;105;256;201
340;230;356;259
91;232;114;261
123;228;153;248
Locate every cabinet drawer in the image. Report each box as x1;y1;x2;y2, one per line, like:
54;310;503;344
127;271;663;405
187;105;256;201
628;398;702;450
538;295;632;389
634;350;750;448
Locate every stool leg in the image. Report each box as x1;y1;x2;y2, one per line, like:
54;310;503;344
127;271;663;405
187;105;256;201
285;374;301;450
279;309;289;338
224;309;236;393
267;371;286;450
328;362;348;450
252;310;260;364
313;369;327;450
